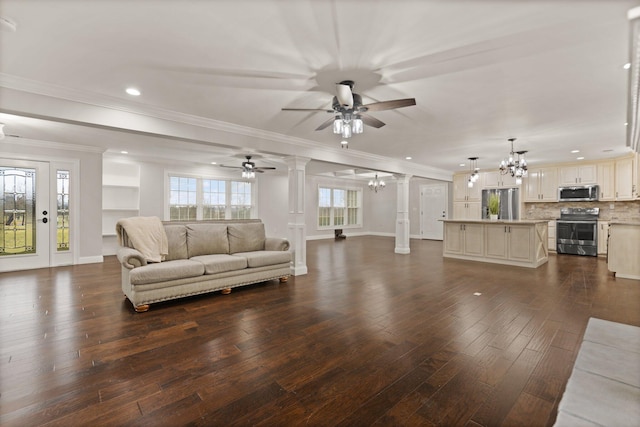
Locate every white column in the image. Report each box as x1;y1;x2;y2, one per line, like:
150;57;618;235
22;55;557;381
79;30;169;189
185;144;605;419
285;156;309;275
395;174;412;254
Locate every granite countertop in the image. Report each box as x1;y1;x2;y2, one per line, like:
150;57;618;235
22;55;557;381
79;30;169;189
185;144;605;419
441;219;550;224
608;221;640;226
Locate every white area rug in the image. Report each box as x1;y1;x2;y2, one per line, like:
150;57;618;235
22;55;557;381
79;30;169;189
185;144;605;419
555;318;640;427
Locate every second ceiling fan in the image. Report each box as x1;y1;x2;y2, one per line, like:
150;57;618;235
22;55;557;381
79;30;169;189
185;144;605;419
282;80;416;138
219;155;275;179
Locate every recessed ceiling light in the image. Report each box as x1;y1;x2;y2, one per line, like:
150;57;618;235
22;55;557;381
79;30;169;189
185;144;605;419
120;151;128;154
625;122;629;126
603;149;613;152
577;156;585;160
571;150;580;153
210;162;217;165
125;87;141;96
459;163;466;167
624;63;631;70
405;156;412;160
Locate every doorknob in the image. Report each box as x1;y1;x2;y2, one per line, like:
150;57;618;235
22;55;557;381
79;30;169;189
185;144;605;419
42;218;48;223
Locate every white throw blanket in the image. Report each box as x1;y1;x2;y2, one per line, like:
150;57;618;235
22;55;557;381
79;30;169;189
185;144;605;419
116;216;168;263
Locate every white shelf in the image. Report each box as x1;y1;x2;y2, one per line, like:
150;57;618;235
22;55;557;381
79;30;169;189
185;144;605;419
102;160;140;254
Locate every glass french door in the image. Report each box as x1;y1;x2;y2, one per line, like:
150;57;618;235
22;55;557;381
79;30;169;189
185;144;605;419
0;159;51;272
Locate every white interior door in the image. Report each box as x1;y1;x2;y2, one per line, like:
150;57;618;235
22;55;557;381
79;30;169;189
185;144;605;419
0;159;51;272
420;183;448;240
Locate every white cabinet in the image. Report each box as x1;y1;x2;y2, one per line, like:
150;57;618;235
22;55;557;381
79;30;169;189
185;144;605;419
559;164;597;185
453;173;481;219
443;220;548;268
548;220;556;252
443;222;484;256
484;224;534;262
524;167;558;202
453;173;482;202
597;162;615;201
597;221;609;255
102;160;140;255
483;171;517;188
608;223;640;280
453;201;481;219
614;157;634;200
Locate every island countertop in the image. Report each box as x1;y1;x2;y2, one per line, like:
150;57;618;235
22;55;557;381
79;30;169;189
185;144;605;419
441;219;550;225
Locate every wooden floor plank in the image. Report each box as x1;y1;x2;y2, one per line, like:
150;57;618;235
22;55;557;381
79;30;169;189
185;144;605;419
1;236;639;426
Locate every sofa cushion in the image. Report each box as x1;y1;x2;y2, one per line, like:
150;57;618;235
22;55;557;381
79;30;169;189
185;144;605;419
228;223;265;254
129;259;205;285
186;224;229;257
233;250;291;268
163;224;188;260
190;254;248;274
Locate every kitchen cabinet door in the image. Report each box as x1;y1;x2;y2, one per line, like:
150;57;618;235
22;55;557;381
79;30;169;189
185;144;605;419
615;157;634;200
559;164;597;185
597;221;609;255
597;162;615;201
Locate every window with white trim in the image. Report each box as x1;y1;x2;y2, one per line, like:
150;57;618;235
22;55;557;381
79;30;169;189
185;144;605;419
169;175;254;221
317;186;362;229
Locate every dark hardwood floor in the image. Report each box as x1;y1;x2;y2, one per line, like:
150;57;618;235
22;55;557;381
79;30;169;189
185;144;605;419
1;236;639;426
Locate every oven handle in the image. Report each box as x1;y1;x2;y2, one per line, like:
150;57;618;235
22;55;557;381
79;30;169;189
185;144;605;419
556;220;598;224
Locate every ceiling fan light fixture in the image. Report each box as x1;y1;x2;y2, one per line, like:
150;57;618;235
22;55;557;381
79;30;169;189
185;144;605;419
353;116;363;134
341;123;352;138
332;116;343;134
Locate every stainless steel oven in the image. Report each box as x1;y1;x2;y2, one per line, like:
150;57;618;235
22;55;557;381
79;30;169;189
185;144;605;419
556;208;599;257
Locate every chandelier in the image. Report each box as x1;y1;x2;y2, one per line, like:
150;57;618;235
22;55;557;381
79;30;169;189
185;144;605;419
333;113;363;139
368;173;386;192
499;138;527;185
467;157;480;188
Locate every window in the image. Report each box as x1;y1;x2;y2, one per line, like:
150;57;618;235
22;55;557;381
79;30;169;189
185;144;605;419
169;176;197;220
168;175;254;220
56;170;70;251
317;186;362;229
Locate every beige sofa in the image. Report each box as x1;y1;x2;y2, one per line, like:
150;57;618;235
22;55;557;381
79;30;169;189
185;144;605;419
116;219;291;312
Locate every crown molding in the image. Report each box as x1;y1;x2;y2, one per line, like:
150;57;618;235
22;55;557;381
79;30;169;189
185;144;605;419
2;135;106;154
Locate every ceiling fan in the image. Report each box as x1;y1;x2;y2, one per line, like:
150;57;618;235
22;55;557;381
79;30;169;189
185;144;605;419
282;80;416;138
219;155;276;178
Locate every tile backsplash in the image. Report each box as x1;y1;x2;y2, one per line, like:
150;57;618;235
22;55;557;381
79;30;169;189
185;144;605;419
523;200;640;222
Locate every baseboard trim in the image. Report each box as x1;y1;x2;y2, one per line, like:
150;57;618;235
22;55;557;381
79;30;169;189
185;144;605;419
78;256;104;265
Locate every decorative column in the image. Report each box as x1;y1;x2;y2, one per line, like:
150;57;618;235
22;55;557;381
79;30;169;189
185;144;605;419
395;174;412;254
285;156;309;275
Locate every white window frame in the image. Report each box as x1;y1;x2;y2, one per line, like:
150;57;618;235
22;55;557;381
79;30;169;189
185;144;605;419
317;185;362;230
165;173;257;221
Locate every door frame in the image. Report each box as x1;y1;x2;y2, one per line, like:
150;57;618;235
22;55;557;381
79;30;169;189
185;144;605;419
1;154;80;270
420;183;449;240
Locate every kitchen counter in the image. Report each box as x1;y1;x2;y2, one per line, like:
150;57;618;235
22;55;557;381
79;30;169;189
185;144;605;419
442;220;548;268
442;219;550;224
608;222;640;280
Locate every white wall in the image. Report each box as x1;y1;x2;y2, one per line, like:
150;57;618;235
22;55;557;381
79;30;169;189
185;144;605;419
256;173;288;238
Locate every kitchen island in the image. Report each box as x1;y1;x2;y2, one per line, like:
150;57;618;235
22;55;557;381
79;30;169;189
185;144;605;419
442;219;549;268
607;221;640;280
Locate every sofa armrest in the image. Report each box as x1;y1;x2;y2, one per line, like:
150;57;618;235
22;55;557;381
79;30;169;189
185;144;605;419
265;237;290;252
116;247;148;269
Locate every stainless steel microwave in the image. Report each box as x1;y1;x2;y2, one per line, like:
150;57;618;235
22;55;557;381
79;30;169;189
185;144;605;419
558;185;599;202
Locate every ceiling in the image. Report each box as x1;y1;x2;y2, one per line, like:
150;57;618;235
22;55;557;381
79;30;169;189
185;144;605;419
1;0;638;180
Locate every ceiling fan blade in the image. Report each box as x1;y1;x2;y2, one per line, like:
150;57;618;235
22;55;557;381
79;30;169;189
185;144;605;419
255;167;276;171
219;165;243;169
336;82;354;108
282;107;334;112
363;98;416;112
360;114;386;129
316;116;336;131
